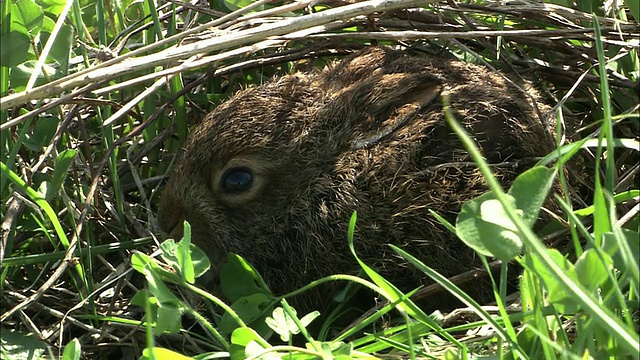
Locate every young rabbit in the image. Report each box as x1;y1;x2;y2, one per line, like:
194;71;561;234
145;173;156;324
158;47;557;311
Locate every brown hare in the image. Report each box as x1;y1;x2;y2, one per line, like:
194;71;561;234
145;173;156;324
158;47;557;311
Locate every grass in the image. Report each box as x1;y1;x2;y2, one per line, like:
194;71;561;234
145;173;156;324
1;0;638;359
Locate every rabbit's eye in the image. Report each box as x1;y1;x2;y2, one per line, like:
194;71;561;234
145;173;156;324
220;167;253;194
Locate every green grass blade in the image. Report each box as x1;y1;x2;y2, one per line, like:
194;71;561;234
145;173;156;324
390;244;528;359
445;98;640;356
0;161;87;287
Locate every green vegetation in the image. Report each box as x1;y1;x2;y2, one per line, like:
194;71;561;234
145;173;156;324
1;0;638;359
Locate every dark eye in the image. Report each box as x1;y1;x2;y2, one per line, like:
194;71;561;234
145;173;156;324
220;167;253;194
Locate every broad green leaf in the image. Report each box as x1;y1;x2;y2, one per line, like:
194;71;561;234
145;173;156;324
5;0;42;66
61;338;80;360
551;0;573;7
190;244;211;279
160;239;178;259
144;266;180;305
220;253;272;303
131;252;159;274
575;248;613;292
523;249;579;310
23;114;58;151
602;230;640;270
456;166;556;261
45;149;76;201
155;301;182;335
299;311;321;330
132;253;180;293
12;0;43;36
481;198;520;231
0;329;47;360
40;23;72;76
39;0;66;16
140;347;194;360
40;14;55;33
264;306;319;342
508;166;557;227
222;0;264;12
512;326;540;359
326;342;352;357
456;192;523;261
318;342;354;359
230;327;271;360
130;289;152;308
481;198;524;256
10;60;58;91
141;266;183;335
1;31;30;67
220;293;274;337
176;222;195;283
576;0;596;13
627;0;640;22
160;236;211;281
265;307;295;342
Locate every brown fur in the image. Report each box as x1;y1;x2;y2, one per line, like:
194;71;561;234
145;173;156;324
158;47;557;311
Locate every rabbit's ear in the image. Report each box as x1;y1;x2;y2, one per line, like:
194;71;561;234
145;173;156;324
344;72;443;150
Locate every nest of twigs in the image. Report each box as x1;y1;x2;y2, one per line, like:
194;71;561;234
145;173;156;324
1;0;638;358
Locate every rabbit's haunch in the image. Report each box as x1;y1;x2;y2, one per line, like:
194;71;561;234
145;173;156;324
158;47;556;311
